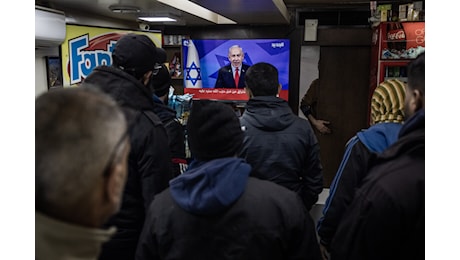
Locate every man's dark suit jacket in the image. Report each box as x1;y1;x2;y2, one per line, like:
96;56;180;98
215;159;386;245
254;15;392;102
214;64;250;89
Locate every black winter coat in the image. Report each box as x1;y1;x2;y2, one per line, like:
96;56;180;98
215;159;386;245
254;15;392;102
330;109;425;260
136;177;321;260
239;96;323;210
83;66;173;260
152;97;187;177
317;122;402;249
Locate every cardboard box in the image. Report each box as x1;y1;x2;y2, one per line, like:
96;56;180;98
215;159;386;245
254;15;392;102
378;4;392;22
381;10;388;22
407;4;415;21
399;4;409;21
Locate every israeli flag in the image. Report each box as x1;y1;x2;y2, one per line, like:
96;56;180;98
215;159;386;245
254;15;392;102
184;39;202;88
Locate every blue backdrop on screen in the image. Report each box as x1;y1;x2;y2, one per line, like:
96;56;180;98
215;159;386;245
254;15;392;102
182;39;290;90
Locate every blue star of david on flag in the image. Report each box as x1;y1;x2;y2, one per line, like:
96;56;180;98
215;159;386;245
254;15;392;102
185;61;202;86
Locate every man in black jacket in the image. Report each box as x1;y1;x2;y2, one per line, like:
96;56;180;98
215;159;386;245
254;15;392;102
135;100;322;260
239;62;323;211
82;33;173;260
329;52;425;260
316;78;406;259
150;63;188;177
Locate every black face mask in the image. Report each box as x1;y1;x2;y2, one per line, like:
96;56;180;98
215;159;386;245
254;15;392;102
151;63;162;80
147;63;163;89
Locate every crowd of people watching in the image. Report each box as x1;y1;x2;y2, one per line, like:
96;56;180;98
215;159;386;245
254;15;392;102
35;33;425;260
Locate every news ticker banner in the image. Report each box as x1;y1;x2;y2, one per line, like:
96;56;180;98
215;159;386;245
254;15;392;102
184;88;288;101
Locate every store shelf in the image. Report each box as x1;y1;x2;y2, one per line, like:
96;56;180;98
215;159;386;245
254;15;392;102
368;21;424;124
162;34;189;94
370;21;425;87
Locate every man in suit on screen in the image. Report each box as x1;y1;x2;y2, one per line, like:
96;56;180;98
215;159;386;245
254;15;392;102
214;45;250;89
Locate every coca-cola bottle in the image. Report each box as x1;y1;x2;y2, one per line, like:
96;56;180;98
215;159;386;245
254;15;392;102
386;22;407;55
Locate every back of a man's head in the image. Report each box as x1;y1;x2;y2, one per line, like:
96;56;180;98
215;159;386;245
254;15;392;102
35;87;128;225
186;100;243;161
405;52;425;118
245;62;279;96
407;52;425;95
112;33;159;79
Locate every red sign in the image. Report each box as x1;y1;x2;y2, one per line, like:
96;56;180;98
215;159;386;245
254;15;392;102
382;22;424;51
184;88;288;101
402;22;425;49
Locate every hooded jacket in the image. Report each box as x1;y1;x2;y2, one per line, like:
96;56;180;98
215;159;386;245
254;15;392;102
83;65;173;260
330;109;425;260
317;78;406;249
136;157;321;260
317;122;403;249
239;96;323;210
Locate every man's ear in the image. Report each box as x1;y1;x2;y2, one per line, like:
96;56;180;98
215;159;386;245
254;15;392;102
408;88;424;114
104;144;129;210
142;71;153;86
245;87;253;98
413;89;424;111
277;84;281;97
104;163;125;208
244;87;253;98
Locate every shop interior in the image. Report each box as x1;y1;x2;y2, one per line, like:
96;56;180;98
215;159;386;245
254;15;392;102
35;0;425;207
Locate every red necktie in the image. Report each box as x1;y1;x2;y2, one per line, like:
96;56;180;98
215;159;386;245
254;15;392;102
234;67;240;88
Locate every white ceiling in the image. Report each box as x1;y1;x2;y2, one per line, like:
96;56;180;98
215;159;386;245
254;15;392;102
36;0;406;26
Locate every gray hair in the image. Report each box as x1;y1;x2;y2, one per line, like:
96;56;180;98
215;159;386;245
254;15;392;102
35;86;127;215
228;45;243;54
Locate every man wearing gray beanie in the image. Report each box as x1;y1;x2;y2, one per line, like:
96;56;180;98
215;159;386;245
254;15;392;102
136;100;322;260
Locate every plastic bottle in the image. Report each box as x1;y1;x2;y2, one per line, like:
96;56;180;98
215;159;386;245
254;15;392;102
386;22;407;54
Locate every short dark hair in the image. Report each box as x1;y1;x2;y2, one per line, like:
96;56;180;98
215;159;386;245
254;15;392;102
244;62;279;96
407;52;425;94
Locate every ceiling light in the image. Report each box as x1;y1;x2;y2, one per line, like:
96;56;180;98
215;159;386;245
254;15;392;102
109;5;140;14
138;16;177;22
157;0;236;24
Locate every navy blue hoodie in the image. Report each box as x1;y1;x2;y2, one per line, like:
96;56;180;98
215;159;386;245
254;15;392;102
170;158;251;215
136;156;322;260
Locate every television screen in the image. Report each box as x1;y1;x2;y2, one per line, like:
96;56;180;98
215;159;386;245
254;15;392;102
182;39;290;101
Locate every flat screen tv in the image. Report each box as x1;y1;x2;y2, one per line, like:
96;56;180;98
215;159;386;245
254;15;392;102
182;39;290;101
